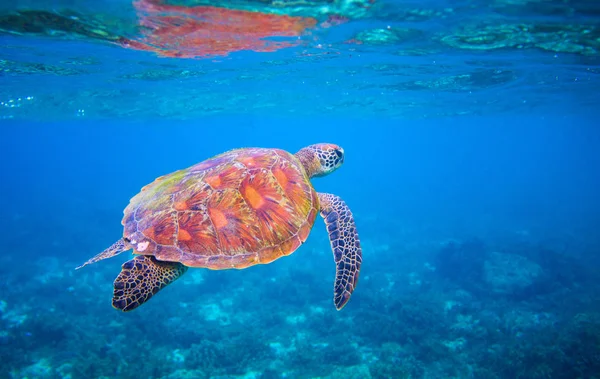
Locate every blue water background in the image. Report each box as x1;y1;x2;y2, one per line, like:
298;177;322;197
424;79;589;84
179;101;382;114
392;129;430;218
4;117;599;263
2;117;600;377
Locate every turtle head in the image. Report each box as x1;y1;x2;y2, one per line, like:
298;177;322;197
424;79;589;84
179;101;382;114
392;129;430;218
295;143;344;178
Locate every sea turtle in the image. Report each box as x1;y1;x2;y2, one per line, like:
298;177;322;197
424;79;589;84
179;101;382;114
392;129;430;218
77;143;362;311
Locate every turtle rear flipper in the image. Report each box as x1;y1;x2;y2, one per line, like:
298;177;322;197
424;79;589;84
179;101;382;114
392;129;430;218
112;255;188;312
318;193;363;310
76;239;130;269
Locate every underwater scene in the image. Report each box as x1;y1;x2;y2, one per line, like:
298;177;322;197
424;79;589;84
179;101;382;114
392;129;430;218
1;0;600;378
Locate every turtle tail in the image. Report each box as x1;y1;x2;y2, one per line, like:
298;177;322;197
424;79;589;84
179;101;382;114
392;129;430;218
76;238;131;270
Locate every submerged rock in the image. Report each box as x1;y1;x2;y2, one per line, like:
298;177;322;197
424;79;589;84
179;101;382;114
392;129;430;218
484;252;543;294
325;364;372;379
435;239;488;286
160;369;207;379
11;358;53;379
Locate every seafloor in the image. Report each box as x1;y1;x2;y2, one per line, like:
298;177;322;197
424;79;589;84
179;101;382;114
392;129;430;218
1;199;599;378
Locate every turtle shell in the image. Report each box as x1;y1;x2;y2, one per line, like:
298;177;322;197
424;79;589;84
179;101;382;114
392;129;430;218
121;148;319;269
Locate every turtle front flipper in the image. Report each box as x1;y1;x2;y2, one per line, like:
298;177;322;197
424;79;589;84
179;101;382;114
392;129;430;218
318;193;363;310
76;239;130;269
112;255;188;312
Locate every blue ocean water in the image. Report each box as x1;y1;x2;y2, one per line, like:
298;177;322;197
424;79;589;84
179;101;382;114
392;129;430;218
1;0;600;378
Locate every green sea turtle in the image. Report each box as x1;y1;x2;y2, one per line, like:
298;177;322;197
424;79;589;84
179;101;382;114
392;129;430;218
77;143;362;311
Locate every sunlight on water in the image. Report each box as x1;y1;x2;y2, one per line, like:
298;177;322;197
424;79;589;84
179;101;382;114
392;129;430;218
0;0;598;120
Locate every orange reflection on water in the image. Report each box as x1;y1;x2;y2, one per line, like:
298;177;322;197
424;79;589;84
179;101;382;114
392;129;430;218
119;0;319;58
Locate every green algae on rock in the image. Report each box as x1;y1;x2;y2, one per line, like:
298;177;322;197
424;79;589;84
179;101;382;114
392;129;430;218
0;10;122;42
353;27;424;45
0;59;84;76
441;23;600;56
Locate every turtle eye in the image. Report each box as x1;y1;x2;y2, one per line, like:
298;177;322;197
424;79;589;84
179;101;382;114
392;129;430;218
334;149;344;164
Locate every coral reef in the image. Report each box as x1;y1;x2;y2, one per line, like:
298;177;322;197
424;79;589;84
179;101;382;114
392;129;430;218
483;251;543;295
0;210;599;379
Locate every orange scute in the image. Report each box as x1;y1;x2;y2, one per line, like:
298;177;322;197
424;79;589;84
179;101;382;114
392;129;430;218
174;201;188;211
174;182;212;211
209;208;228;229
273;168;289;188
139;211;177;246
259;246;285;264
205;175;222;188
178;228;192;241
239;157;256;167
243;185;265;209
177;212;220;255
279;235;302;256
142;226;156;241
298;220;312;242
